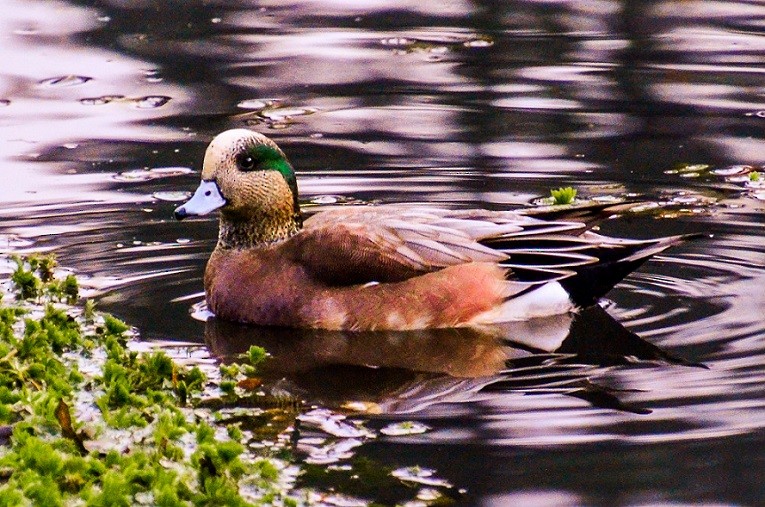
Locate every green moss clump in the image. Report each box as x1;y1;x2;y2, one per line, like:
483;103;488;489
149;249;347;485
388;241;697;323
97;343;205;427
247;345;267;367
58;275;79;304
550;186;577;205
28;254;57;283
102;314;129;336
11;255;81;304
0;256;236;505
83;299;96;322
11;257;42;300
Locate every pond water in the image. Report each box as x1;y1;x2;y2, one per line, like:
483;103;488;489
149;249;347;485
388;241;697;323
1;0;765;505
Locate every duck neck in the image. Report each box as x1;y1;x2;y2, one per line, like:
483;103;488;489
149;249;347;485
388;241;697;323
217;210;302;250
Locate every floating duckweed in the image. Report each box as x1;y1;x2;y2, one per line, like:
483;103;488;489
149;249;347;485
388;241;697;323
0;256;242;503
103;314;129;336
10;255;81;304
153;191;191;202
550;186;577;205
219;363;240;380
380;421;431;436
391;466;453;488
43;274;79;305
219;380;237;396
217;345;269;393
79;95;125;106
59;275;79;301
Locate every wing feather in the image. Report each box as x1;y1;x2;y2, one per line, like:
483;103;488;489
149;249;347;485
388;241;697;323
295;205;595;286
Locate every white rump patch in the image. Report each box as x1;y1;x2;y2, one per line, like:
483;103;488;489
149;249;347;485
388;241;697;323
468;281;573;325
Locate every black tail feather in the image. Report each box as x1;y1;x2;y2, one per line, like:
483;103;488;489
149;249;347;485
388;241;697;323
559;254;655;306
558;233;703;306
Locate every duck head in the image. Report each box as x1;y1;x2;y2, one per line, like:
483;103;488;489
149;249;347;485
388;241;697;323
174;129;302;248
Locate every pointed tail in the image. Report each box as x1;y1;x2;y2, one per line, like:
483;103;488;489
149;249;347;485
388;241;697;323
557;233;706;307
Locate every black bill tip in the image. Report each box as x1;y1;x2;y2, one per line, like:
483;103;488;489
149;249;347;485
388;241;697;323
174;206;188;221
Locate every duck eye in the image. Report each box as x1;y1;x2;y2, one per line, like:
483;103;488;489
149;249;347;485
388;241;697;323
236;153;257;171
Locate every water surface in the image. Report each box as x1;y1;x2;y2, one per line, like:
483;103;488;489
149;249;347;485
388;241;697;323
1;1;764;505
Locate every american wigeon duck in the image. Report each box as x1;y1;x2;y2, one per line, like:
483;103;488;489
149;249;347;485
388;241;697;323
175;129;695;331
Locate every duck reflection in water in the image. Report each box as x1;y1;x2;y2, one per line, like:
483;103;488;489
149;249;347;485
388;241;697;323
204;305;697;415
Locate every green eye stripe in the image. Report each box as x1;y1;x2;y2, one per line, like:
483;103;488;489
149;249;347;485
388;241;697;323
242;143;299;209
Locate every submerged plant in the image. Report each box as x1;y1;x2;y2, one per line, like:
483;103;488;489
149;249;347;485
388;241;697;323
550;186;577;205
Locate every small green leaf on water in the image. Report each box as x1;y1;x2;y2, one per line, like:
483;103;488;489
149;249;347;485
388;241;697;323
247;345;267;367
220;380;237;395
550;186;577;205
103;315;129;336
11;258;41;300
219;363;240;379
34;255;57;283
60;275;79;302
83;300;96;322
750;171;761;182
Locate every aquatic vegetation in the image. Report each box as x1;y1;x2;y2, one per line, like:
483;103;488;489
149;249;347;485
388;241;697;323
380;34;494;57
379;421;430;436
0;255;293;505
10;259;40;300
666;163;765;200
9;255;79;304
0;255;456;505
550;186;578;205
234;99;318;130
79;95;171;109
